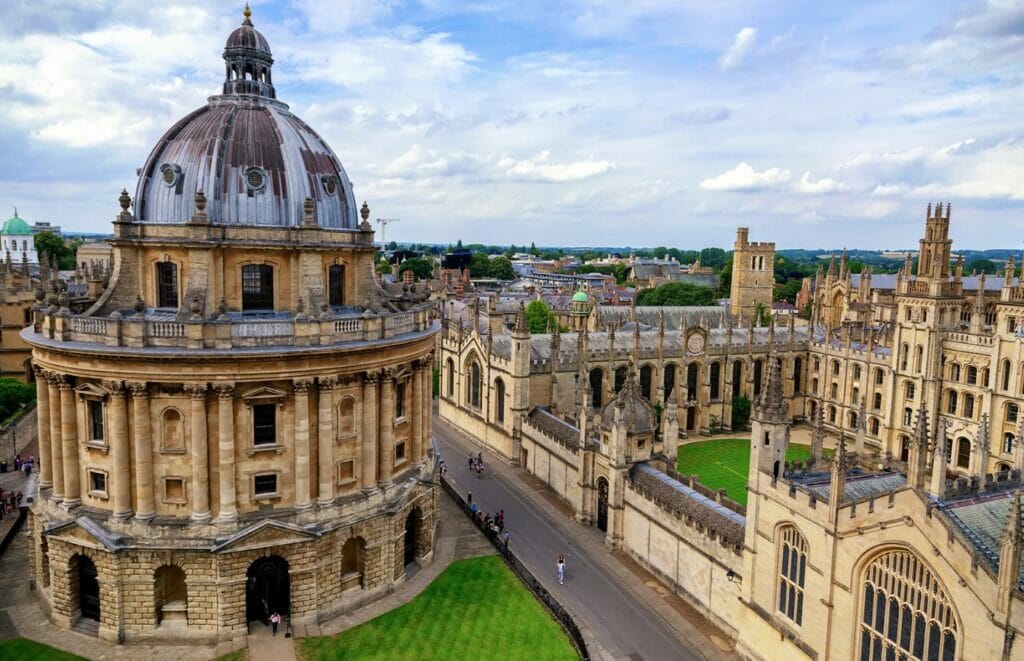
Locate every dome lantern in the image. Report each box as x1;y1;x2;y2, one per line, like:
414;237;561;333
223;4;275;99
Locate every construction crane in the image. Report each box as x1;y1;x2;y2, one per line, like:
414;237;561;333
375;218;400;253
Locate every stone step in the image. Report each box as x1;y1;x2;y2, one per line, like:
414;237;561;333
71;617;99;637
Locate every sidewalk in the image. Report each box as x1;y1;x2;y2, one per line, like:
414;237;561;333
436;416;739;661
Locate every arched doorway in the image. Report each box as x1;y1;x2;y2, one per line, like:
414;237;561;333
686;407;696;431
74;555;100;621
154;565;188;627
404;509;421;568
596;478;609;532
246;556;290;627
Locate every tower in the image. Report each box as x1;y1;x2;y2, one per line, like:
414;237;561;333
730;227;775;319
749;357;790;485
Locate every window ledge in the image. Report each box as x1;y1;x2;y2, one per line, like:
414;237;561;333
247;443;285;456
394;416;408;426
253;492;281;502
336;431;358;442
163;498;187;505
160;448;187;455
87;490;109;501
83;442;109;455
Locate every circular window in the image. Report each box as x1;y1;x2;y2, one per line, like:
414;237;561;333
246;168;266;191
322;175;337;196
160;164;181;187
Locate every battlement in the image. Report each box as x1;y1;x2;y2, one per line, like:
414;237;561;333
927;201;951;222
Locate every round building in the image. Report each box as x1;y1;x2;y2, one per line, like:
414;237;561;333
25;7;438;644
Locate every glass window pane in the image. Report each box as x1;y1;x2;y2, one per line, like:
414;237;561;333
942;632;956;661
887;598;899;641
899;605;912;650
913;614;925;658
928;623;940;660
864;585;874;625
798;554;806;586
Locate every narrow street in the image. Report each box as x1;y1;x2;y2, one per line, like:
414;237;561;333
434;419;721;661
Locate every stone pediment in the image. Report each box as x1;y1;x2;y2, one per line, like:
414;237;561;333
46;517;124;552
74;382;109;399
240;385;288;402
212;519;320;553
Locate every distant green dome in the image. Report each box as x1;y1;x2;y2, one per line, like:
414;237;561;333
1;213;31;236
572;290;589;303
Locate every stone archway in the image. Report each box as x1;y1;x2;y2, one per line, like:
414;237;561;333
72;555;100;622
246;556;290;627
404;508;422;569
154;565;188;627
596;478;609;532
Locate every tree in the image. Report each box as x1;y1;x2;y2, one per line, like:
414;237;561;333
525;299;557;334
0;378;35;422
376;258;392;275
456;239;464;249
469;253;492;278
34;230;77;270
386;240;398;251
397;257;433;280
699;247;727;269
731;395;751;430
529;241;538;256
489;256;515;280
636;282;716;306
717;259;732;297
966;258;999;275
773;279;803;304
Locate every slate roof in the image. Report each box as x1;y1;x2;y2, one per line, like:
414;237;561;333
597;305;730;331
852;274;1018;292
790;470;907;502
936;490;1024;585
525;407;580;450
629;463;746;547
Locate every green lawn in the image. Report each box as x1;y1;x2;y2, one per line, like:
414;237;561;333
299;556;578;661
0;638;87;661
677;439;824;506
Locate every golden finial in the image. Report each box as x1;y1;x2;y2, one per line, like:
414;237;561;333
243;3;252;21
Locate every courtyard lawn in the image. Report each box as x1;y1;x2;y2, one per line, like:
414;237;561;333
0;638;87;661
299;556;578;661
677;439;822;507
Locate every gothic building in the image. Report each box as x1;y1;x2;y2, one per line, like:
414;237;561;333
25;8;437;644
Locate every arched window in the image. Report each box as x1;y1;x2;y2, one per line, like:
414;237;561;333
589;368;603;408
161;408;184;451
241;264;274;310
338;397;355;435
832;360;840;376
1001;359;1012;391
899;344;909;371
792;357;803;394
328;264;345;306
467;360;482;409
904;381;915;401
875;368;885;385
914;345;923;374
495;378;506;423
828;405;836;423
870;418;880;435
849;411;858;429
903;407;913;427
900;436;910;462
709;362;721;400
949;363;960;381
1003;433;1014;455
663;363;677;401
753;359;764;397
859;549;958;660
963;393;975;418
687;363;699;401
156;262;178;308
946;390;958;415
966;365;978;385
614;366;627;392
777;526;808;626
639;365;653;401
1007;403;1019;424
956;438;971;468
732;360;743;398
852;364;862;381
445;358;454;397
873;392;882;410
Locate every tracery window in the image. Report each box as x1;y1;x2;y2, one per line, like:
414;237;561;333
495;378;506;423
859;549;958;661
777;526;807;626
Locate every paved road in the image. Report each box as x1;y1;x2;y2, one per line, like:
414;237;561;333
434;424;704;661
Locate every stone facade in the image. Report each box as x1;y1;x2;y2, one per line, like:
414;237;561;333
24;8;438;646
730;227;775;320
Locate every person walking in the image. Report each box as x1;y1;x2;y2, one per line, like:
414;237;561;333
503;529;510;546
557;554;566;585
270;611;281;636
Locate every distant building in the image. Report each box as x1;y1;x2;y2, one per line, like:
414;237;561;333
2;210;38;264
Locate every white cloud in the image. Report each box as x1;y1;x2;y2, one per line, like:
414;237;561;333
666;105;730;125
794;172;844;194
719;27;757;71
498;150;615;183
699;162;791;192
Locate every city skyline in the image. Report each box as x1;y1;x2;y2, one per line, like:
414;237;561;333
0;1;1021;247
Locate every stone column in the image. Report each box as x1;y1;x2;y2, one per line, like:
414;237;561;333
59;378;80;506
33;368;52;488
128;382;154;520
215;384;237;523
47;375;64;501
424;355;434;462
317;378;336;506
411;362;424;466
105;381;131;519
378;369;395;486
292;379;312;509
361;371;379;492
185;383;210;522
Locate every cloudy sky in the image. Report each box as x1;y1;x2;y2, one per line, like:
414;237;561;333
1;1;1022;249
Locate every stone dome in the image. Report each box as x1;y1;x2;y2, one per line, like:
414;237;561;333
599;368;657;434
132;7;357;229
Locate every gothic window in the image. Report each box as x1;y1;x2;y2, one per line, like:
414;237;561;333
687;363;699;401
963;394;975;419
853;364;861;381
946;390;958;415
590;369;603;408
663;364;677;401
792;357;803;394
903;408;913;427
830;383;838;399
467;360;482;409
966;366;978;385
161;408;184;451
328;264;345;307
832;360;841;376
914;346;924;374
900;344;909;371
1008;403;1019;424
1004;433;1014;455
900;436;910;462
829;406;837;423
777;526;807;626
852;388;860;405
241;264;274;310
640;365;653;401
859;549;958;661
710;362;722;400
495;378;506;423
870;418;880;435
873;393;882;410
445;358;455;397
1002;359;1012;392
956;438;971;468
156;262;178;308
849;411;858;429
614;366;627;393
949;363;960;381
905;382;915;401
753;359;764;397
732;360;743;398
875;368;885;385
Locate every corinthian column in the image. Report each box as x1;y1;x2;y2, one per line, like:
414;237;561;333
423;353;434;463
361;371;379;492
411;362;424;466
59;378;80;506
104;381;131;519
47;374;64;502
292;379;313;510
184;383;210;522
378;369;395;486
33;368;52;488
316;378;336;506
128;382;154;520
215;384;237;523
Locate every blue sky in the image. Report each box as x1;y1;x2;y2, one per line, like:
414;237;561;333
1;1;1022;249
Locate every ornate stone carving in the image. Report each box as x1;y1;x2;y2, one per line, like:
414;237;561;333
380;368;394;383
214;383;235;399
183;383;208;399
293;379;314;394
126;382;149;398
102;380;126;396
317;376;338;391
364;370;381;385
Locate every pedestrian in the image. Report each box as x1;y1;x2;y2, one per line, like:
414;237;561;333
477;452;482;464
13;455;20;470
476;463;483;479
498;510;504;525
468;454;474;469
467;491;473;506
503;529;510;546
557;554;566;585
270;611;281;636
469;501;478;515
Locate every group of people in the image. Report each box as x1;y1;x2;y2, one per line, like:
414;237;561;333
13;454;32;475
468;452;485;478
466;492;511;546
0;488;23;519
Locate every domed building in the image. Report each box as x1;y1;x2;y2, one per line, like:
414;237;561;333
2;209;38;264
25;7;437;645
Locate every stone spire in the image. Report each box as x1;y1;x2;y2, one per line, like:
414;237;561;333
929;417;949;499
974;413;991;479
754;358;787;423
907;402;929;489
829;431;849;519
854;396;867;456
1015;414;1024;473
997;490;1024;615
513;300;529;336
